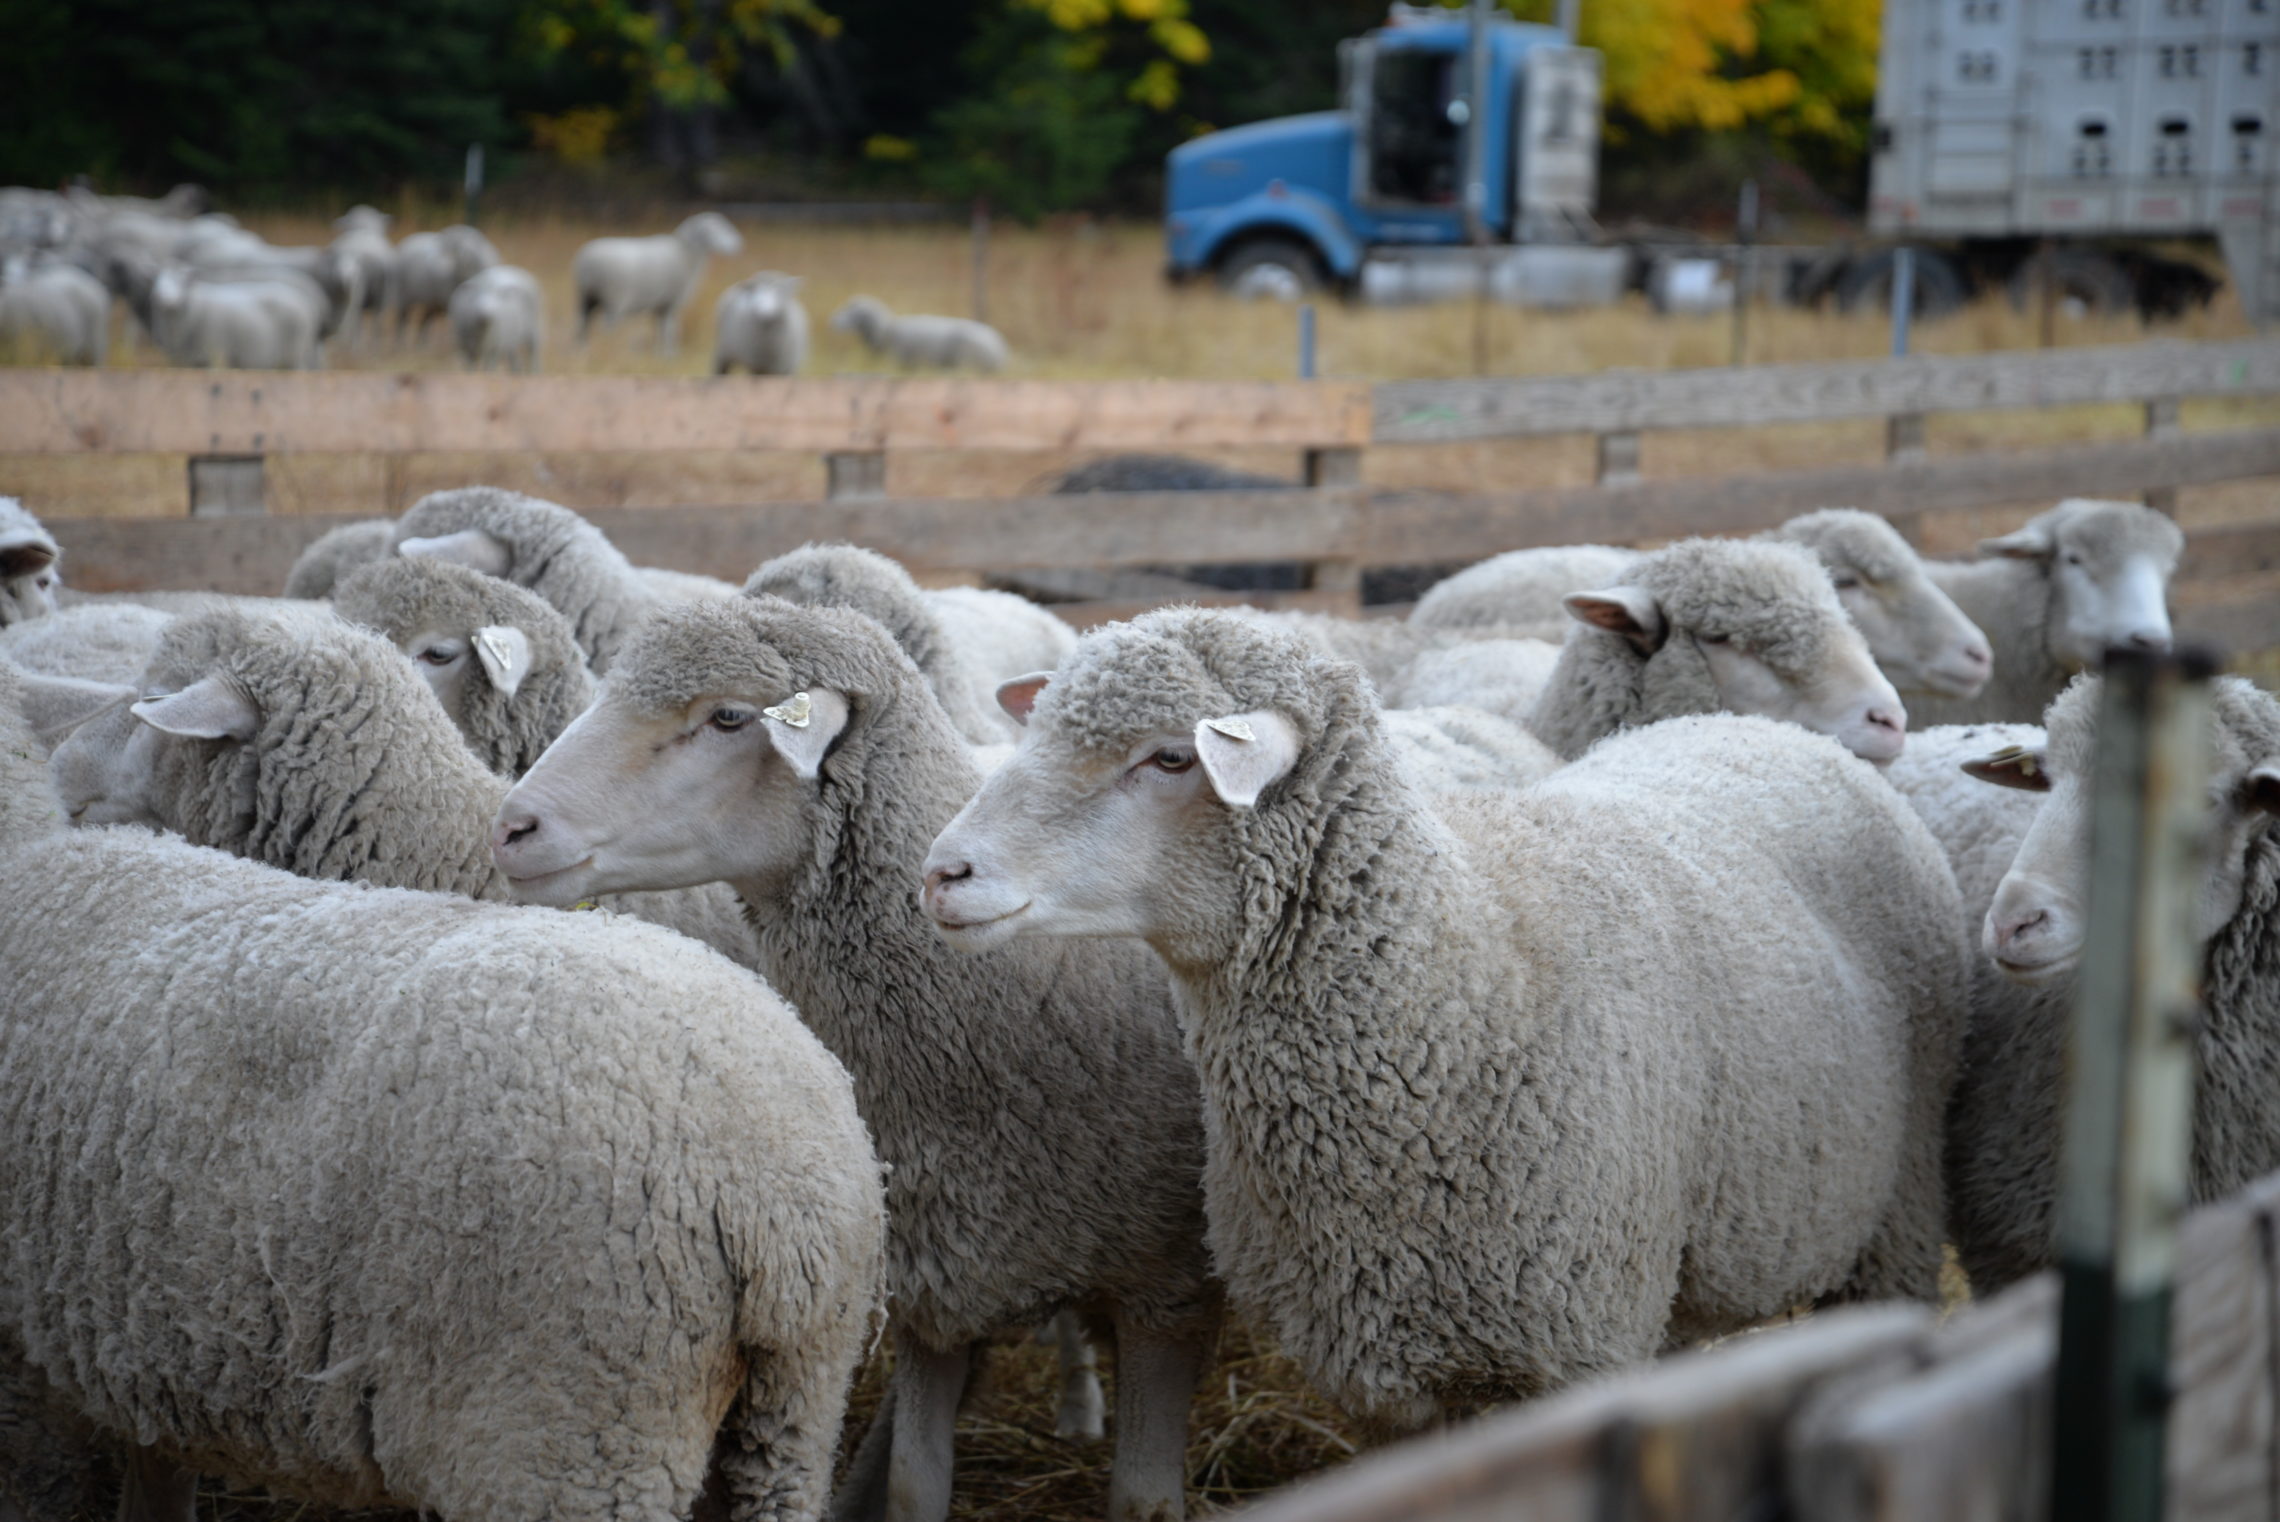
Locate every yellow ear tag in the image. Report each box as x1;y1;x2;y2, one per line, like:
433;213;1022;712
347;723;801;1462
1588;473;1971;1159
1205;716;1255;742
764;691;813;728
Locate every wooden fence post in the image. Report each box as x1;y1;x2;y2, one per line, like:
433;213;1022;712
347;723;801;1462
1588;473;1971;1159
825;451;887;501
1304;445;1363;615
187;455;265;517
2144;398;2182;514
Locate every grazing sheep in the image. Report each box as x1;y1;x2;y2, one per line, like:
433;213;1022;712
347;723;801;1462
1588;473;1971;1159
449;263;543;372
1413;510;1994;701
830;296;1008;373
0;497;61;628
179;230;365;344
393;224;498;344
1525;538;1911;763
573;211;743;354
0;600;170;684
334;556;595;777
1908;498;2184;727
491;595;1219;1522
330;204;395;342
48;608;758;967
0;663;885;1522
0;257;108;364
919;609;1965;1428
281;517;396;599
147;263;320;369
714;271;809;375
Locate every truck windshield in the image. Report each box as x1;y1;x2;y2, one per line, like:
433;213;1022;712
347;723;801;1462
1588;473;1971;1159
1369;48;1461;204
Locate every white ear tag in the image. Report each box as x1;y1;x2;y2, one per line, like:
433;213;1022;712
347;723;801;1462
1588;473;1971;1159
1192;710;1300;810
473;625;532;700
1204;716;1255;741
762;689;848;780
763;690;812;727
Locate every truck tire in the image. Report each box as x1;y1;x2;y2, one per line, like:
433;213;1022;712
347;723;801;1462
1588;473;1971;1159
2006;247;2135;319
1834;248;1967;319
1216;236;1324;300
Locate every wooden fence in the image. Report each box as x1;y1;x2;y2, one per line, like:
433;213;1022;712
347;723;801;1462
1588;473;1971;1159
3;337;2278;642
1233;1168;2280;1522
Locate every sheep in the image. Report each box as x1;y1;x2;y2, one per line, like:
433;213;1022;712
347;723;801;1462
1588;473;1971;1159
490;594;1219;1522
0;497;61;629
1390;637;1563;728
1413;510;1995;701
334;555;595;777
147;263;320;369
281;517;397;599
48;608;760;968
1524;537;1911;763
1907;498;2184;727
329;204;395;343
714;271;810;375
1379;704;1562;792
573;211;743;355
830;296;1008;373
0;256;108;365
0;600;171;684
393;223;499;343
449;262;543;372
179;226;365;343
0;662;885;1522
744;543;1075;746
918;608;1966;1429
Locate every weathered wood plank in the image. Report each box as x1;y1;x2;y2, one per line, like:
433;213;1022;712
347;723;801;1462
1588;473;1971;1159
2168;1192;2277;1522
2179;520;2280;586
0;372;1373;455
1374;338;2280;442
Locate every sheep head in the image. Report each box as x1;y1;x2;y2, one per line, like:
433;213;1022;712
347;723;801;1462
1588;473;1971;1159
1979;498;2182;669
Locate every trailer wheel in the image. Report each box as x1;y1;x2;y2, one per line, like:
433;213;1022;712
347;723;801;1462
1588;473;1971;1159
1834;249;1967;319
2006;247;2135;319
1216;237;1324;300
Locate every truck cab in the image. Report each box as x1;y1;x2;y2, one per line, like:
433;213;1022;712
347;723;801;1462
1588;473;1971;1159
1165;6;1602;296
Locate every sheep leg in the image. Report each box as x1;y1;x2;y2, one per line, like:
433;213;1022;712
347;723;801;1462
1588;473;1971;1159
715;1333;879;1522
115;1446;195;1522
658;306;680;357
880;1332;971;1522
827;1398;894;1522
1048;1309;1105;1441
1105;1314;1208;1522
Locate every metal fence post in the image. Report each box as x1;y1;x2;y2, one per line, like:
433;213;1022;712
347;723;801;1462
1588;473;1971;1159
1298;303;1317;380
2050;646;2218;1522
1890;245;1915;358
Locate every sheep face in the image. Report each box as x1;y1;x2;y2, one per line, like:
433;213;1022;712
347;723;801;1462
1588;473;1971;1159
48;672;259;832
0;536;60;626
1776;510;1992;699
677;211;744;257
392;623;532;726
1983;499;2181;668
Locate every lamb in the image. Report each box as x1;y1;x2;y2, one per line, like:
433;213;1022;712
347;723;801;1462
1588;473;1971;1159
919;608;1966;1428
714;271;810;375
48;608;759;967
1907;497;2184;727
393;223;499;343
830;296;1008;373
281;517;397;598
0;497;61;628
449;262;543;372
329;204;395;343
1412;510;1995;701
334;555;595;777
0;600;171;684
147;263;319;369
0;662;885;1522
489;595;1219;1522
1524;537;1911;762
0;256;108;365
573;211;743;355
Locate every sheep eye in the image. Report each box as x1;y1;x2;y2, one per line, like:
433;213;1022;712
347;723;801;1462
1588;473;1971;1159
416;647;458;666
2063;551;2086;567
1151;746;1196;773
709;706;755;732
1698;632;1732;646
1831;575;1862;591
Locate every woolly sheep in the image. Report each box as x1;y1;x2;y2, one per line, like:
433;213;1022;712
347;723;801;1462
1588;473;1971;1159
449;262;543;372
1525;537;1910;763
281;517;396;599
0;662;885;1522
1413;510;1995;701
48;608;759;967
714;271;809;375
179;225;364;342
830;296;1008;373
1391;637;1562;728
334;555;595;777
0;600;171;684
1908;498;2184;727
573;211;743;355
0;497;61;629
147;264;319;369
1379;704;1562;793
920;609;1966;1428
491;595;1219;1522
329;204;395;343
0;257;107;365
394;224;499;344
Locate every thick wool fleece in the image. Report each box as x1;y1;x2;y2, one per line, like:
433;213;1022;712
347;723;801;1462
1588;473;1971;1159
66;609;755;963
334;556;595;776
1526;537;1852;760
281;518;395;599
0;686;884;1522
1409;544;1639;638
608;597;1217;1350
1029;610;1965;1427
0;601;172;684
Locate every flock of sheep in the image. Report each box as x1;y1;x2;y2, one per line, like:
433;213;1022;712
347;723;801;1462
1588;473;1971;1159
0;183;1011;376
0;469;2272;1522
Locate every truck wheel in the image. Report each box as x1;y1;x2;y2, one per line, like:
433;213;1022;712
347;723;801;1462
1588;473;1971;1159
1834;249;1967;319
1216;237;1323;300
2006;248;2136;319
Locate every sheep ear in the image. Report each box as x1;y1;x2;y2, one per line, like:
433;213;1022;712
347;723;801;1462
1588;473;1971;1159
1963;743;2052;792
473;625;533;700
0;541;56;580
17;674;130;741
998;673;1052;726
1981;523;2055;561
761;688;849;780
1563;586;1667;653
132;676;258;741
398;528;511;578
2243;765;2280;817
1194;711;1300;810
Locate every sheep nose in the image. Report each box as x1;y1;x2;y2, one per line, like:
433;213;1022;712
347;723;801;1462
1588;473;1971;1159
1960;639;1993;671
492;810;541;854
1865;704;1906;737
925;861;973;896
2125;628;2172;652
1992;907;2047;953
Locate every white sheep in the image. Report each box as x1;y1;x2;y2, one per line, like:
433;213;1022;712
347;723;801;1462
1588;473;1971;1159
0;600;171;684
920;608;1966;1428
329;204;395;343
573;211;743;354
177;223;364;342
1379;703;1562;792
449;262;543;372
830;295;1008;372
0;497;62;628
714;270;809;375
393;223;498;344
0;662;885;1522
147;263;320;369
1388;637;1564;728
0;257;108;365
281;517;397;599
